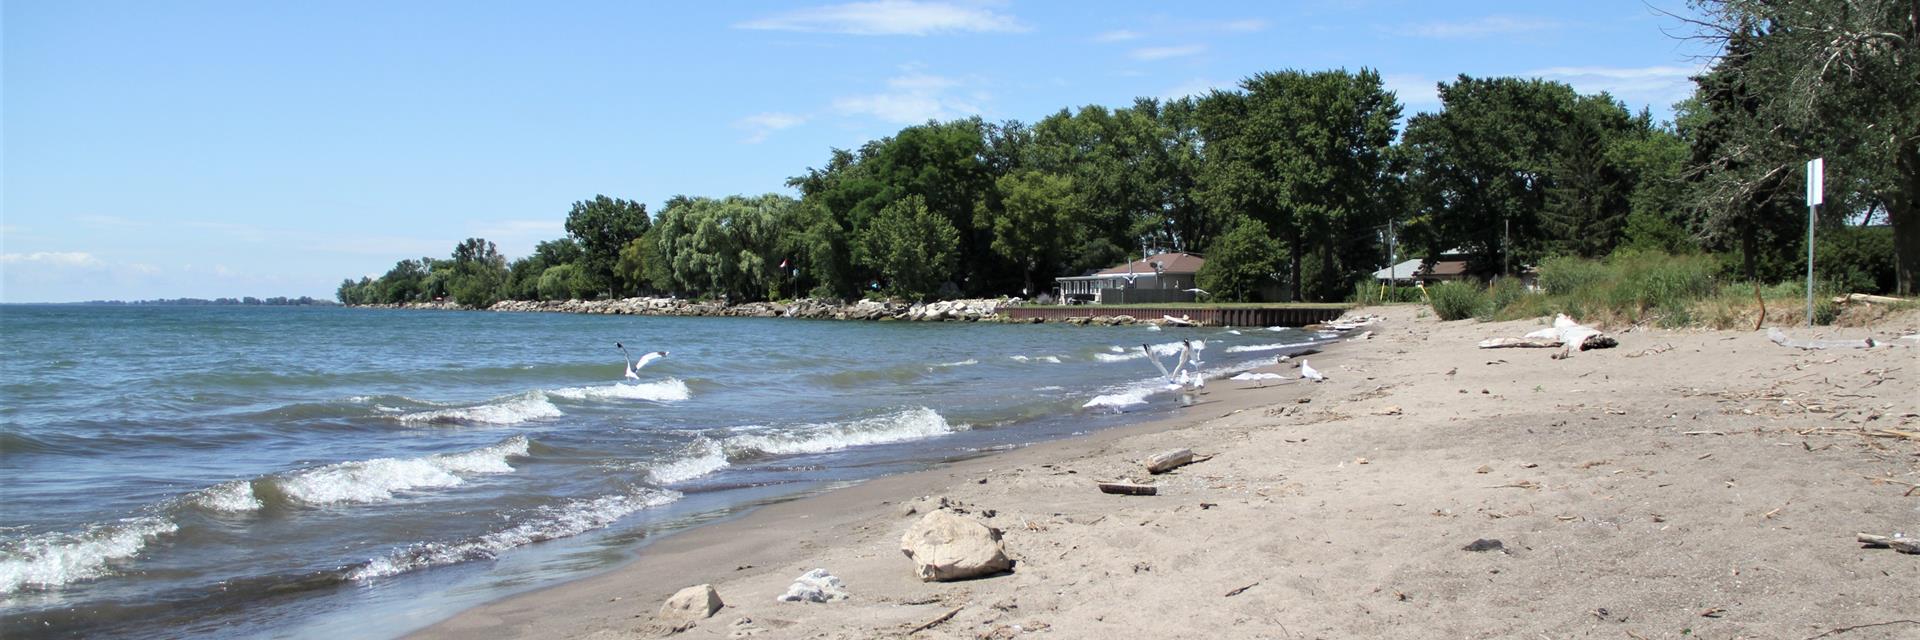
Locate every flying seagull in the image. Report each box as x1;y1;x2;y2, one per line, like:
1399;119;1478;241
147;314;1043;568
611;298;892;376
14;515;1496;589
1141;340;1200;389
615;342;668;380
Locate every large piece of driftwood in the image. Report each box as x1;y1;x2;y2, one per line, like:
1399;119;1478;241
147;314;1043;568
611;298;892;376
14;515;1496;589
1834;293;1907;305
1768;327;1876;350
1478;337;1563;349
1146;449;1195;474
1097;481;1158;496
1858;533;1920;554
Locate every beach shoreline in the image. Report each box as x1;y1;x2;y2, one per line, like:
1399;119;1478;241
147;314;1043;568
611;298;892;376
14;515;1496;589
411;305;1919;640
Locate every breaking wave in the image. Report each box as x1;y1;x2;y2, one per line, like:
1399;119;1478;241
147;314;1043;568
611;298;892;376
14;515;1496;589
548;378;691;403
1226;341;1317;353
724;407;965;457
272;436;532;507
396;392;562;426
1082;390;1151;411
0;516;179;594
647;439;730;485
347;487;681;581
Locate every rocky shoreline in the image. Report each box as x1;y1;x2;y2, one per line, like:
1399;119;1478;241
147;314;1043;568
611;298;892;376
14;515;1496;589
353;297;1155;325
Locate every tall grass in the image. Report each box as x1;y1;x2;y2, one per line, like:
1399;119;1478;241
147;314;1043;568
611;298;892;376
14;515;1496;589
1416;251;1859;328
1427;281;1485;321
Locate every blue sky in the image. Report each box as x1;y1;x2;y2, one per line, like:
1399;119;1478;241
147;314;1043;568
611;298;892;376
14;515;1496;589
2;1;1712;302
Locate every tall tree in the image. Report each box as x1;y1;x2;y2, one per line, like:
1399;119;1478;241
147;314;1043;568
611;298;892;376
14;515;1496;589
1196;217;1284;302
564;195;652;297
1680;0;1919;293
854;195;960;300
977;169;1082;295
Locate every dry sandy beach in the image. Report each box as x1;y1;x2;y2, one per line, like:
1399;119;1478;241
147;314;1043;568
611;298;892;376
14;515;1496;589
415;305;1918;640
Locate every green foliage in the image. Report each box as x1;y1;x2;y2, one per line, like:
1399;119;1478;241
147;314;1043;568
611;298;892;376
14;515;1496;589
1197;218;1284;302
1426;281;1485;321
1817;226;1896;294
650;194;793;301
1197;68;1402;301
853;195;960;300
536;263;592;300
976;169;1081;293
1349;281;1424;305
446;238;509;308
1483;277;1530;319
564;195;651;297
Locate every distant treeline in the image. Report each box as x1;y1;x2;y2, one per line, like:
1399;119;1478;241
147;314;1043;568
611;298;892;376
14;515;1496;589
80;296;335;306
338;0;1913;307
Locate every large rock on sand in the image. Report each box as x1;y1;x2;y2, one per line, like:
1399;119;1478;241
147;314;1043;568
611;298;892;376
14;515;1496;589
659;584;724;624
899;510;1012;582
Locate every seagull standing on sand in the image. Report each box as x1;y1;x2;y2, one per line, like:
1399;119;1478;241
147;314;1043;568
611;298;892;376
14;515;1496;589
1299;359;1325;382
615;342;667;380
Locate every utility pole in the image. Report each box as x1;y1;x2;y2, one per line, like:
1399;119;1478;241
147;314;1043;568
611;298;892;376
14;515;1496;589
1805;158;1824;326
1502;218;1511;279
1386;220;1397;299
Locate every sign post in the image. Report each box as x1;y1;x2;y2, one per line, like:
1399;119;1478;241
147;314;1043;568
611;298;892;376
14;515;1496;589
1805;158;1823;326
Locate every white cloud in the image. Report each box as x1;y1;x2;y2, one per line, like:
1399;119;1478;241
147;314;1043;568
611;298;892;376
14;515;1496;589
833;72;985;124
1382;73;1442;112
1131;44;1206;61
736;1;1027;36
1094;29;1140;43
1220;18;1269;33
736;112;808;144
1160;78;1227;101
1;251;102;267
1529;65;1700;111
1393;15;1559;38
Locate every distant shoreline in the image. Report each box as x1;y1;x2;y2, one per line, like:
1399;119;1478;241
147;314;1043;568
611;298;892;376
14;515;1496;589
20;297;338;306
351;296;1350;326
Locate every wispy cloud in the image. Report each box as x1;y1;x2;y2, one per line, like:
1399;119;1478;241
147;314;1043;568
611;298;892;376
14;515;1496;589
1131;44;1206;61
1160;78;1227;101
833;72;985;124
1;251;102;267
736;112;808;144
1530;65;1700;111
1220;18;1269;33
736;1;1027;36
1382;73;1442;112
1093;29;1140;43
1392;15;1559;38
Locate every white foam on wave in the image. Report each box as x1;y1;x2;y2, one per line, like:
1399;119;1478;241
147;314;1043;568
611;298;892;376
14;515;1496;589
1097;340;1205;362
398;392;561;426
1226;340;1317;354
1011;354;1063;364
549;378;691;402
933;359;978;368
725;407;964;457
1082;390;1151;410
1266;326;1290;331
648;439;730;485
0;516;179;594
190;480;264;512
348;488;681;582
274;436;531;507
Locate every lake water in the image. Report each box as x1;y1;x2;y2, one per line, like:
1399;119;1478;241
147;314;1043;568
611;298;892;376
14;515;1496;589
0;305;1334;638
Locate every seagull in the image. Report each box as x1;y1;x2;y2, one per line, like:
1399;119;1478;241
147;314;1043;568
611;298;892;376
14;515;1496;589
615;342;667;380
1142;340;1202;391
1299;359;1325;382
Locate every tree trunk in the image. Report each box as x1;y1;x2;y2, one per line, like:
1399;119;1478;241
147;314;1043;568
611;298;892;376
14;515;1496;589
1740;222;1758;283
1893;138;1920;296
1288;227;1303;302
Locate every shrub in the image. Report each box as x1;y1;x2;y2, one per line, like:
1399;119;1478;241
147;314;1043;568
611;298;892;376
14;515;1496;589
1350;281;1424;305
1427;281;1485;321
1537;256;1609;296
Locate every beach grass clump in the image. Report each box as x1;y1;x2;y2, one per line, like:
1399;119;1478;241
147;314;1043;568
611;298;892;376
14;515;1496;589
1349;281;1425;305
1427;281;1486;321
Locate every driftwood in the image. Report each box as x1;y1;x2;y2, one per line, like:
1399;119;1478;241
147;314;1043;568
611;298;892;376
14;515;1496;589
907;606;964;634
1477;337;1563;349
1858;533;1920;554
1097;481;1158;496
1768;327;1876;350
1833;293;1907;305
1146;449;1195;474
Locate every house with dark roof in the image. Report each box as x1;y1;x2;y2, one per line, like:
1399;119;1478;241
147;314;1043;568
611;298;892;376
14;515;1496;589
1054;252;1206;304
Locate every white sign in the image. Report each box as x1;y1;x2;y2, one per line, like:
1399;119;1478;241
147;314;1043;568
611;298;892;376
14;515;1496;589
1806;157;1824;206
